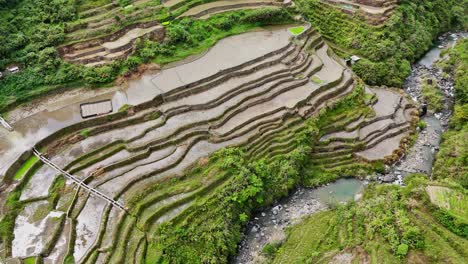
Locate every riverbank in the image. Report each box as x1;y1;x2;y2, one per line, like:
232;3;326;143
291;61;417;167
380;32;467;184
233;179;365;263
233;31;468;263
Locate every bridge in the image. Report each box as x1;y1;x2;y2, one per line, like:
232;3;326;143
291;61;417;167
0;116;13;131
32;148;127;212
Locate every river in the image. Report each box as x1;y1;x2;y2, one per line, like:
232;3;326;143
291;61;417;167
233;31;467;263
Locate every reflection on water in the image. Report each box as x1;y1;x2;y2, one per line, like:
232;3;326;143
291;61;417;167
111;91;129;111
312;178;365;204
418;35;459;68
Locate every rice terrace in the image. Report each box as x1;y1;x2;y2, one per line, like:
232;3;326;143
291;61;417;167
0;0;467;263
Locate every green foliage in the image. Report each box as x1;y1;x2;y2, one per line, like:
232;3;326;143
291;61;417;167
431;208;468;238
421;81;444;112
13;155;39;180
262;241;282;257
273;176;468;263
118;0;131;7
147;84;373;263
79;129;90;138
24;257;36;264
295;0;463;86
49;176;66;207
417;120;427;130
288;26;305;35
396;243;409;256
0;8;294;112
118;104;131;112
433;40;468;188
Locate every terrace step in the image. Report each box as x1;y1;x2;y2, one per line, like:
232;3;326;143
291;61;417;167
314;87;417;164
8;28;368;262
61;24;164;66
179;0;284;19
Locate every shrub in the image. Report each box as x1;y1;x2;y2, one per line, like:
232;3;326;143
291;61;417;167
396;243;409;256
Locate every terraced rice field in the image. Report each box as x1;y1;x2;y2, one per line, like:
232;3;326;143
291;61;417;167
313;87;418;170
1;25;414;263
321;0;397;25
60;0;287;66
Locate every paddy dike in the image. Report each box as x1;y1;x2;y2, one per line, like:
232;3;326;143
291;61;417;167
61;0;287;66
310;86;418;172
178;0;285;19
60;22;165;67
321;0;397;25
1;25;415;263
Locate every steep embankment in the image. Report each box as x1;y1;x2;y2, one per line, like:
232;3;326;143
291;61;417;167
272;175;468;263
432;39;468;188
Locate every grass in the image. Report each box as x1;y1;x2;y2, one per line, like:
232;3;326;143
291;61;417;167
427;186;468;222
310;76;324;84
273;211;338;263
421;81;444;112
288;26;305;35
24;257;37;264
118;104;131;112
13;156;39;180
77;0;113;12
79;128;90;138
30;202;52;222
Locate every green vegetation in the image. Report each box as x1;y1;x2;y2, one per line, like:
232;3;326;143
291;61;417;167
310;76;324;84
140;8;294;65
433;39;468;188
417;120;427;130
288;25;305;35
13;155;39;180
79;128;90;138
295;0;467;87
118;104;131;112
273;175;468;263
421;79;444;112
24;256;37;264
0;4;294;113
141;84;384;263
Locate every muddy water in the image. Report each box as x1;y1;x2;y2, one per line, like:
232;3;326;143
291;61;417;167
233;179;365;264
0;26;295;179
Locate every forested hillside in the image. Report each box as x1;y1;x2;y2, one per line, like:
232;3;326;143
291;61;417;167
295;0;467;86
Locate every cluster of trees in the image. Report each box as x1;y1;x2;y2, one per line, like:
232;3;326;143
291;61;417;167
295;0;467;87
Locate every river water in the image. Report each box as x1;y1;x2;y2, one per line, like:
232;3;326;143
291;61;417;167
233;179;365;264
233;31;467;263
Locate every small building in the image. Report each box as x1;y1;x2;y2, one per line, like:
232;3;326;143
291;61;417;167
346;55;361;66
350;55;361;63
0;72;3;78
7;66;19;74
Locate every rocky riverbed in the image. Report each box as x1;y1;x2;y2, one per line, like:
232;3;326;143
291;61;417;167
233;179;364;264
379;31;467;185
